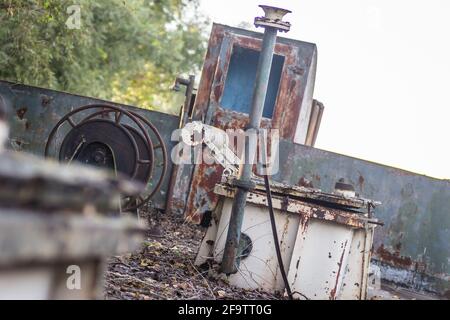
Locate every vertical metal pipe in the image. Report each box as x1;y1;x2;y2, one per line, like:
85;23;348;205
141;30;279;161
242;27;277;181
165;75;195;215
221;6;291;274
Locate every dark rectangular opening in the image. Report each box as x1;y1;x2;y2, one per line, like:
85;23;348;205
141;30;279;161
221;45;285;119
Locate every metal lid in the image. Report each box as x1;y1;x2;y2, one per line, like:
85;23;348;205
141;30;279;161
223;175;380;210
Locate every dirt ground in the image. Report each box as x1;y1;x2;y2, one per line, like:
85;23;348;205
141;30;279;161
104;208;284;300
103;208;444;301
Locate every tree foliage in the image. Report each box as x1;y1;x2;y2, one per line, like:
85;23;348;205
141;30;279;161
0;0;208;113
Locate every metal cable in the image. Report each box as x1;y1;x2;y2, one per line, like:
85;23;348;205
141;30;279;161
263;174;293;300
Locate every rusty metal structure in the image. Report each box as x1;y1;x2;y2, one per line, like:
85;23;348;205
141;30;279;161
168;21;321;223
195;178;379;299
0;4;449;298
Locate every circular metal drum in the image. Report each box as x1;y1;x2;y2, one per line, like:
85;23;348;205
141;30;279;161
45;104;167;211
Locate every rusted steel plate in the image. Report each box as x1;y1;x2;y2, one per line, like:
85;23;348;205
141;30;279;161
273;139;450;296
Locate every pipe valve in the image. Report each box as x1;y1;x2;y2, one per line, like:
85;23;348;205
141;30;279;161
254;5;291;32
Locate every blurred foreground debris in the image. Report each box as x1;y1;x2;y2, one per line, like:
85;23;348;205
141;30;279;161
105;210;283;300
0;150;146;299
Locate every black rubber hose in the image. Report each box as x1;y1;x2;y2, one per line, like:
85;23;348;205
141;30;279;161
263;174;293;300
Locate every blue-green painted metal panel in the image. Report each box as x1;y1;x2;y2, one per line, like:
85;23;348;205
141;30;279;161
274;139;450;295
0;80;179;210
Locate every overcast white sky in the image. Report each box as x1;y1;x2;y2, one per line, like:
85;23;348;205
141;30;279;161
199;0;450;179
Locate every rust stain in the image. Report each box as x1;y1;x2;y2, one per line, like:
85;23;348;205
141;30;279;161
297;177;314;188
358;175;365;190
213;66;223;101
41;95;51;107
330;240;348;300
299;216;309;235
184;161;224;223
16;107;27;120
310;207;363;228
376;244;413;268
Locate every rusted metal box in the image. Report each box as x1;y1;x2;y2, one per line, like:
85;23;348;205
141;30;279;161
0;151;145;299
195;180;378;300
169;24;323;222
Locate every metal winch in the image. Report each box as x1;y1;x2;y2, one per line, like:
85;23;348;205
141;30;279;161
44;104;168;211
